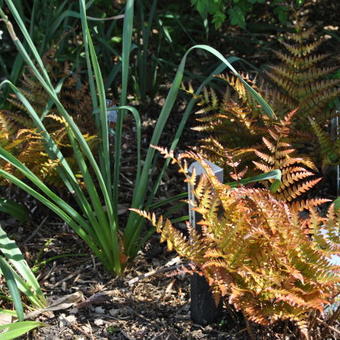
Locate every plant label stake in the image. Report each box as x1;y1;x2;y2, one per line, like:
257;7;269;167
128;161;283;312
331;112;339;195
188;160;223;325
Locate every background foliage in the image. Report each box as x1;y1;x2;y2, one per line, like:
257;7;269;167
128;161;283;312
191;0;306;28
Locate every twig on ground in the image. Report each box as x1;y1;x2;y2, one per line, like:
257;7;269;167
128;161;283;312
53;269;82;288
128;257;184;285
37;260;57;281
76;291;112;309
25;292;84;319
68;320;95;340
23;216;48;245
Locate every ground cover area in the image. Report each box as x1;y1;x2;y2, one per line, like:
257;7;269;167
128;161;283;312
6;216;327;340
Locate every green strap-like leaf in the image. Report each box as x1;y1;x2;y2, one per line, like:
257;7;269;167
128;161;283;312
0;199;28;223
227;170;282;193
0;321;45;340
0;257;24;321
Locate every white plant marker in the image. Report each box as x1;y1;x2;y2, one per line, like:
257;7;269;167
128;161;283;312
188;160;223;227
106;99;118;124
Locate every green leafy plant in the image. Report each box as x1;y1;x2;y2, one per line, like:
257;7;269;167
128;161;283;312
0;320;45;340
0;0;275;275
0;225;46;312
0;222;46;338
134;149;339;337
0;184;45;340
132;0;159;102
0;0;82;104
190;0;305;29
0;0;131;103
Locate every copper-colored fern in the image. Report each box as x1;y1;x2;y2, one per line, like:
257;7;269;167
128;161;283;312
191;18;339;177
190;74;270;172
252;110;326;207
193;90;324;206
134;148;339;333
260;17;340;174
1;50;98;187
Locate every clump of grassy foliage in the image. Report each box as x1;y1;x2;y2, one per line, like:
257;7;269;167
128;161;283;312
0;0;274;275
